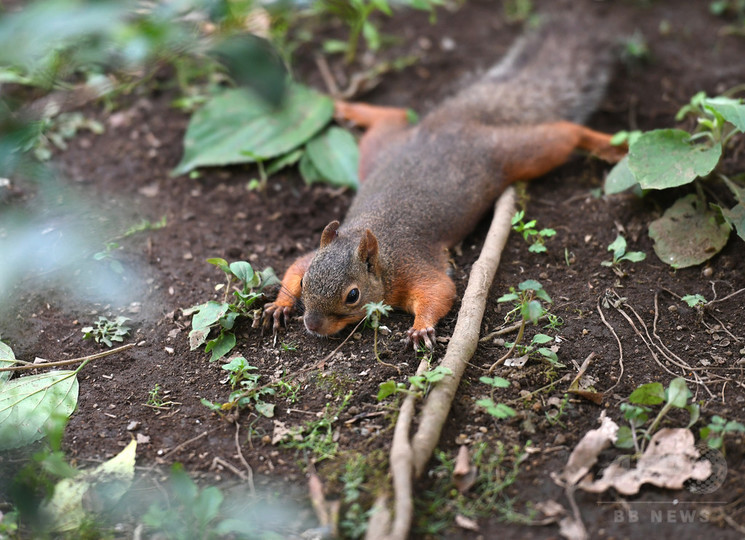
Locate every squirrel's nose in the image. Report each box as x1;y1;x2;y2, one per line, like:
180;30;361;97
303;312;325;335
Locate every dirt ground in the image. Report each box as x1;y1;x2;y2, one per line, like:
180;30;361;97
2;0;745;538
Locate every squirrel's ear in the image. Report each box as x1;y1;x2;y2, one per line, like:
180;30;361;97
320;221;340;248
357;229;379;266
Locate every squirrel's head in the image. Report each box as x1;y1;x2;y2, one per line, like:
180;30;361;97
301;220;385;336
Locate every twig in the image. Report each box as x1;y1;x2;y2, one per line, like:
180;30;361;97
0;343;136;372
478;315;547;342
596;297;624;393
315;54;340;98
210;456;247;481
369;187;516;539
316;318;367;368
161;429;213;460
234;421;256;496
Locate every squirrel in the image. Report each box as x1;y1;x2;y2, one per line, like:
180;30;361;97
264;12;627;349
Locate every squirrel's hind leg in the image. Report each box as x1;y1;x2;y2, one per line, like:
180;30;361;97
334;101;411;180
498;121;627;183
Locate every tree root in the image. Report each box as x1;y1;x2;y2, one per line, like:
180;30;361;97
365;187;516;539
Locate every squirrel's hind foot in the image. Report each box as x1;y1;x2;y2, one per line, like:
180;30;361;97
405;326;436;351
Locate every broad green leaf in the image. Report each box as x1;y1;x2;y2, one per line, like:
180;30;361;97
229;261;254;284
193;486;223;526
681;294;706;307
522;300;544;323
648;194;731;268
207;257;230;274
531;333;553;344
0;341;16;383
191;301;230;332
607;235;627;259
519;279;543;291
42;439;136;532
377;380;398;401
305;127;360;189
479;376;510;388
666;377;691;408
255;401;275;418
0;371;78;450
629;382;665;405
266;148;304;176
173;84;334;175
614;426;635;449
205;332;236;362
497;292;519;303
299;150;323;184
719;178;745;241
620;251;646;263
628;129;722;190
704;97;745;132
686;403;700;428
605;156;639;194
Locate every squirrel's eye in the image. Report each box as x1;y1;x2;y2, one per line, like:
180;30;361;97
345;288;360;305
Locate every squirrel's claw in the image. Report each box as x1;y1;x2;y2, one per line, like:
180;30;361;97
405;326;436;351
262;302;293;333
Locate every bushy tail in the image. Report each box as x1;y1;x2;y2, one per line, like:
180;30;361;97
432;10;619;126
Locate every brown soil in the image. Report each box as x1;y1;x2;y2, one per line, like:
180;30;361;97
2;0;745;538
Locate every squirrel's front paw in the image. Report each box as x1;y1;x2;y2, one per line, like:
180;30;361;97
262;302;293;333
405;326;436;351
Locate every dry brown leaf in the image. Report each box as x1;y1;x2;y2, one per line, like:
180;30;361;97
455;514;480;532
453;445;477;494
579;428;711;495
553;412;618;486
559;515;587;540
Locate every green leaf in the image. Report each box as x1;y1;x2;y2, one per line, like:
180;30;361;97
519;279;543;292
305;127;360;189
0;371;78;450
255;401;275;418
476;398;516;419
704;97;745;132
685;403;700;428
605;156;639;195
42;439;136;532
479;376;510;388
607;235;627;259
205;332;236;362
615;425;635;449
377;380;398;401
191;301;231;332
299;150;323;184
497;292;519;303
681;294;706;307
207;257;230;274
0;341;16;383
266;148;304;176
522;300;544;323
193;486;223;526
628;382;665;405
665;377;691;408
173;84;334;175
628;129;722;190
620;251;646;263
648;194;731;268
229;261;255;284
531;333;553;344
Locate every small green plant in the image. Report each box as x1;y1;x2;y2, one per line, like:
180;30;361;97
621;30;650;63
615;378;699;454
601;234;646;272
143;464;244;540
681;293;707;308
81;316;131;347
415;441;531;534
503;0;535;24
185;259;278;362
318;0;442;63
364;301;393;362
280;341;298;352
605;91;745;268
700;415;745;451
200;356;276;418
511;209;556;254
147;384;165;407
339;454;371;538
30;112;104;161
476;376;516;419
377;365;452;401
545;393;569;427
281;391;353;462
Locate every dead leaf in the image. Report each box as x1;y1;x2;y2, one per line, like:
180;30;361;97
568;389;604;405
553;412;618;486
534;499;565;519
271;420;293;445
453;445;477;494
579;428;711;495
559;515;587;540
455;514;480;532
